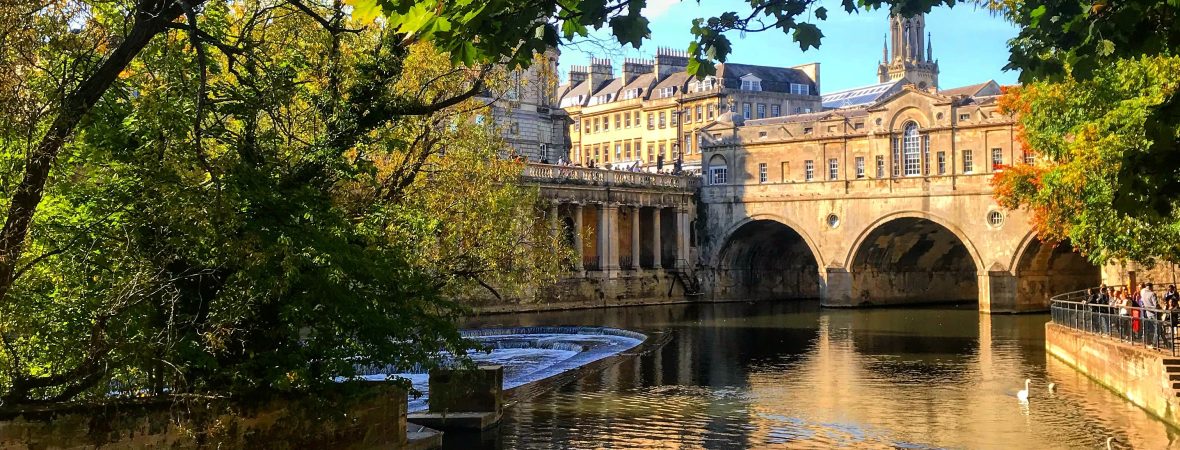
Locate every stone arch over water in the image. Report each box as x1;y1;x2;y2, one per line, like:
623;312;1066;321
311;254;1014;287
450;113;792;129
847;216;981;306
714;219;822;301
1012;234;1100;308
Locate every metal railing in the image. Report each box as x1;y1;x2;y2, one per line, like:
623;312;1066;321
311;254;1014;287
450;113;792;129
1050;286;1177;355
521;163;701;190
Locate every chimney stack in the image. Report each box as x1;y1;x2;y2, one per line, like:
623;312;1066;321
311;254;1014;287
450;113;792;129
568;65;588;85
622;58;654;85
654;47;689;78
587;57;614;90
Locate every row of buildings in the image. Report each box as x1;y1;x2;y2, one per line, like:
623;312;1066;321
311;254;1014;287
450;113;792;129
491;12;1017;179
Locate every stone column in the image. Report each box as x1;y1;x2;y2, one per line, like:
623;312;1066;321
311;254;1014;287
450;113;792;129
598;203;620;276
675;207;690;269
630;206;641;271
978;270;1018;314
651;207;662;270
548;202;560;241
572;203;584;272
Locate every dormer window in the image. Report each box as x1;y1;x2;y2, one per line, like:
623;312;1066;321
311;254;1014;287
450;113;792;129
659;86;676;98
701;76;717;91
790;83;809;95
740;74;762;91
622;88;641;100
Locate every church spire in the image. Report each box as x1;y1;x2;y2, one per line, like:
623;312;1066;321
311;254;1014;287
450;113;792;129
882;34;889;63
926;32;932;62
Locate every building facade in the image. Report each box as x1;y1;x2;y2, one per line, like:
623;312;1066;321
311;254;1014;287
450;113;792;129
557;48;822;172
483;49;569;163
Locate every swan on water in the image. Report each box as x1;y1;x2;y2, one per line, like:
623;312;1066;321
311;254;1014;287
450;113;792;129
1017;378;1031;402
1048;382;1056;393
1106;436;1116;449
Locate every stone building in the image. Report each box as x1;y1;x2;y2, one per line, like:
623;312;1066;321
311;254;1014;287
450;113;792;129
556;48;822;172
482;48;569;163
694;12;1101;312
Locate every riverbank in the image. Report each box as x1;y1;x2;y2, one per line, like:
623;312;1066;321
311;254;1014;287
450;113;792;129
1045;322;1180;429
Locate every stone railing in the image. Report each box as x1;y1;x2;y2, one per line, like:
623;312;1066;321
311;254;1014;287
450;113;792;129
522;163;701;190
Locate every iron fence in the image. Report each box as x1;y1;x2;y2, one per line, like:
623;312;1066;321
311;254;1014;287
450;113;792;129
1049;286;1177;356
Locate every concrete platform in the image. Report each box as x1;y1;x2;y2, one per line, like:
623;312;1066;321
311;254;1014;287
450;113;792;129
406;423;443;450
408;411;502;431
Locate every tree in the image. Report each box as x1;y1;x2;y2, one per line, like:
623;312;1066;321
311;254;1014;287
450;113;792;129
0;1;564;404
992;56;1180;264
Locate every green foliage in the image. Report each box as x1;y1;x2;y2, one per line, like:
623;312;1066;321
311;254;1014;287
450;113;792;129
992;56;1180;264
348;0;961;77
0;1;564;404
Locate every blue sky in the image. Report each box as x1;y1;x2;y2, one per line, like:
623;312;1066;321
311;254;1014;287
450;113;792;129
557;0;1020;93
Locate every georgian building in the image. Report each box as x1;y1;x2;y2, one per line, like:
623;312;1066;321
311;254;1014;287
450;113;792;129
700;12;1015;187
556;48;822;171
483;48;569;163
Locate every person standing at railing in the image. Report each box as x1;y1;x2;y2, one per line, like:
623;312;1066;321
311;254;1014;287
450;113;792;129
1165;285;1179;310
1142;283;1160;348
1087;287;1109;334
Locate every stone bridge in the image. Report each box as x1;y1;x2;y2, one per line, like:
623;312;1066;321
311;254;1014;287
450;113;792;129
505;164;700;311
699;174;1100;313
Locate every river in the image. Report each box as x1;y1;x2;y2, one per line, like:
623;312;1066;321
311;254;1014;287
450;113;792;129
456;301;1180;449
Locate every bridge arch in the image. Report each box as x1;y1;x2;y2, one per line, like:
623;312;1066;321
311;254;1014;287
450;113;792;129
713;215;824;301
1010;231;1101;308
845;211;984;305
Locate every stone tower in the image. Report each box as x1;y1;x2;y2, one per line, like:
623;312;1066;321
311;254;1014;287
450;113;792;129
877;12;939;90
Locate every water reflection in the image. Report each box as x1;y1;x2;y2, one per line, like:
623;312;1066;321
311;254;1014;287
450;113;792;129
456;302;1180;449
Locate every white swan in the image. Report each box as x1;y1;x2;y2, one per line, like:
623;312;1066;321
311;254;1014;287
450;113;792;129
1106;436;1116;449
1048;382;1056;393
1017;378;1031;402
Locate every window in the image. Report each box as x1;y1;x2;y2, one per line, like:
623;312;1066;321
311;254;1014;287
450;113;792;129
937;151;947;175
902;122;921;176
633;111;641;126
959;113;970;121
758;131;767;138
583;119;590;132
855;156;865;178
829;158;839;180
624;141;632;159
1023;150;1035;164
854;122;864;130
633;139;641;159
795;106;802;114
742;103;752;119
803;127;813;135
658;111;666;128
593;118;600;132
827;125;837;133
573;121;580;132
922;135;931;175
659;86;676;97
615;114;621;129
711;167;727;184
740;76;762;91
876;155;885;178
758;163;768;183
684;134;693;154
695;105;703;121
987;210;1005;226
509;122;519;134
707;104;715;119
963;149;974;173
658;142;666;159
671;110;678;126
771;104;781;117
647;143;655;162
647;114;655;130
615;142;622;159
682;108;690;123
625;112;632;128
622;88;640;100
804;160;815;181
790;83;809;95
756;103;766;119
603;116;609;131
991;147;1004;169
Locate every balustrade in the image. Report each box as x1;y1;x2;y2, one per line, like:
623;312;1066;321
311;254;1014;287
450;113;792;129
522;163;700;190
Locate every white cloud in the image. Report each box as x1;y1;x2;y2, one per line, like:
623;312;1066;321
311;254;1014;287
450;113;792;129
642;0;680;19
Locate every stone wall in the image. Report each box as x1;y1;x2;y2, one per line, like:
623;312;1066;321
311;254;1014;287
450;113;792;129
0;383;407;449
470;272;695;313
1045;323;1180;428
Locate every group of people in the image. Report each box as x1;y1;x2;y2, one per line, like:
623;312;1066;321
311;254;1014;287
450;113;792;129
1082;283;1180;349
540;156;696;175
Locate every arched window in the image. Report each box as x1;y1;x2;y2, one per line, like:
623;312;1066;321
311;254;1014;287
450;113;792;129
708;154;728;185
902;122;921;176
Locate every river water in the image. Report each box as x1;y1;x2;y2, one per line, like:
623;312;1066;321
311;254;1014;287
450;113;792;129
460;302;1180;449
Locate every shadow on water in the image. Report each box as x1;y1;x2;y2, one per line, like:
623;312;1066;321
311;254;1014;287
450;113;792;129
450;301;1180;449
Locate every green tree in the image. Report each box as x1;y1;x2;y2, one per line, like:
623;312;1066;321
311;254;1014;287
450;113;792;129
0;1;564;404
